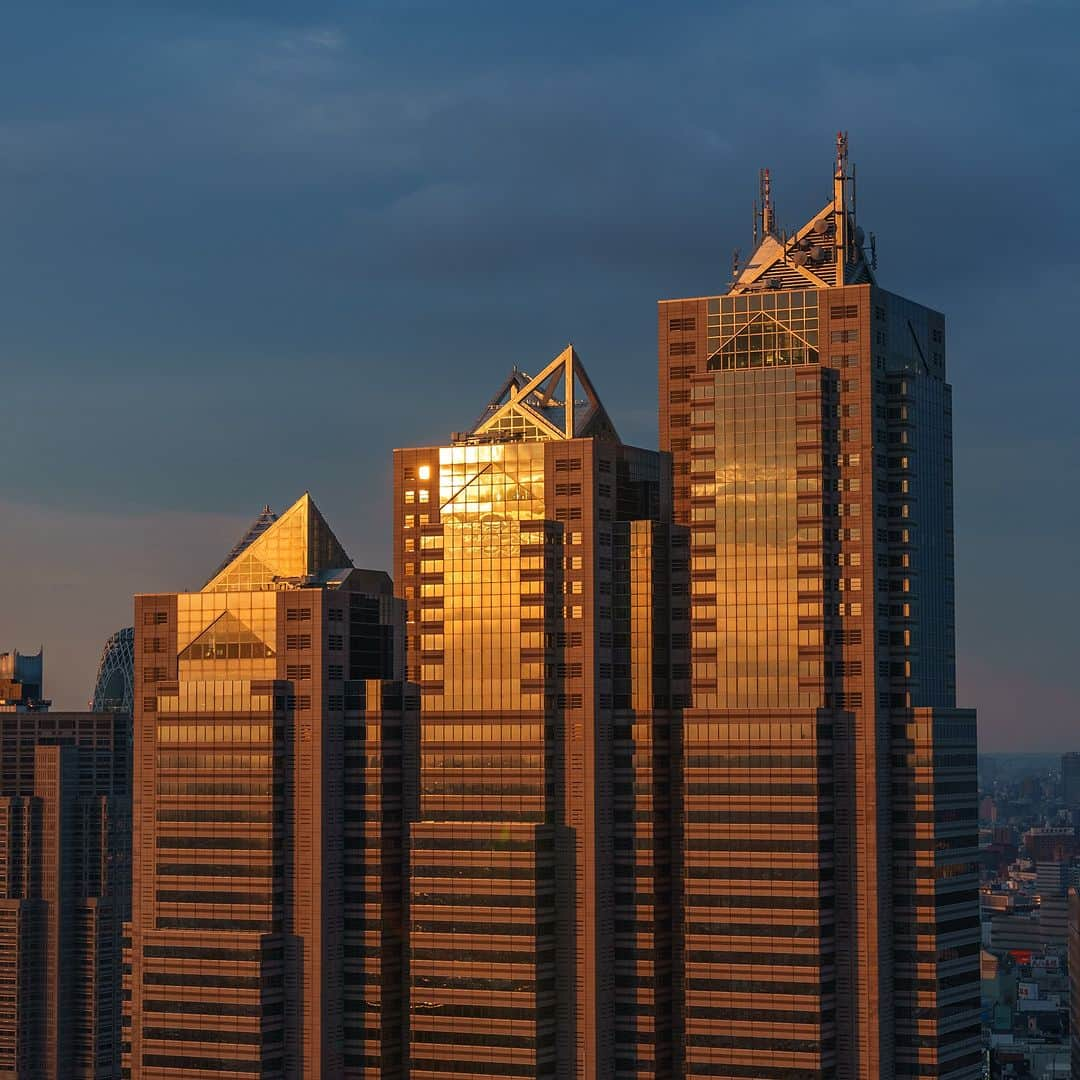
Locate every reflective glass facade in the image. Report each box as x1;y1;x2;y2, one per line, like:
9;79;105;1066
661;258;979;1080
125;496;415;1080
707;290;820;370
689;365;835;710
394;358;687;1080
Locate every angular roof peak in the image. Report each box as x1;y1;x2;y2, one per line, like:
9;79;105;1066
730;132;877;294
202;492;352;593
466;345;620;445
206;504;279;583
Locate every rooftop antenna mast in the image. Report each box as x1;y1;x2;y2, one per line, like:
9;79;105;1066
834;130;849;284
759;167;775;238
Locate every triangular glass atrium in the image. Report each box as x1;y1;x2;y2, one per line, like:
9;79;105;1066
178;611;275;660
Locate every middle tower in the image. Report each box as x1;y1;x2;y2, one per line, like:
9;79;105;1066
394;346;688;1080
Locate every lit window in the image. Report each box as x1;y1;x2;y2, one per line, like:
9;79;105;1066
418;465;431;480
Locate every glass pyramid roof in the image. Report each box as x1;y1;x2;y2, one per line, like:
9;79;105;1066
202;493;352;593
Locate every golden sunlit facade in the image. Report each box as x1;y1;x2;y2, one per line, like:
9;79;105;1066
112;137;981;1080
124;495;415;1080
395;347;688;1080
660;138;979;1080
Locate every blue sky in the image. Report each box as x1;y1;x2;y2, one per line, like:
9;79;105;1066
1;0;1077;748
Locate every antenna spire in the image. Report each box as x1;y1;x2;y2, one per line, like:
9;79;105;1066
833;131;850;284
759;167;774;238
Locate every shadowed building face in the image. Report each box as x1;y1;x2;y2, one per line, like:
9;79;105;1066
0;650;130;1080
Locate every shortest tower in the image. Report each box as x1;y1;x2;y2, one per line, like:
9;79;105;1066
124;493;417;1080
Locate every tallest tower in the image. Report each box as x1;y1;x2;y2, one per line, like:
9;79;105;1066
659;137;980;1080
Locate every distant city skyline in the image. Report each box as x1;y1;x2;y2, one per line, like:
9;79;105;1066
2;0;1079;749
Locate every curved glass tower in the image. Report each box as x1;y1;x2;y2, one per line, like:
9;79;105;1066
91;626;135;713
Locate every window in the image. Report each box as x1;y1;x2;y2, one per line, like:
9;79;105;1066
669;341;696;356
669;316;696;332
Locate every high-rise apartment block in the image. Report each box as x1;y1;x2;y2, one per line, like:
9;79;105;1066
658;136;979;1079
0;654;130;1079
123;495;415;1079
393;348;688;1079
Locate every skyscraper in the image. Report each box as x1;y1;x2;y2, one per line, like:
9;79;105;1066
0;653;130;1079
1;648;47;711
1070;889;1080;1080
393;347;688;1080
658;136;979;1080
1062;752;1080;808
123;494;415;1079
90;629;135;715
